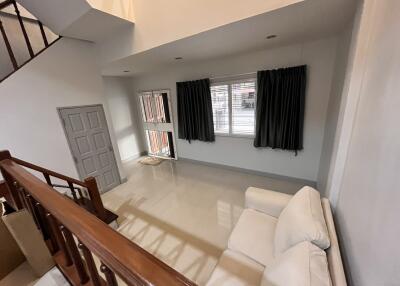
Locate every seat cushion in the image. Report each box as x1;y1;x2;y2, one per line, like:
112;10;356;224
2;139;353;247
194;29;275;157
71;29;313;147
206;249;264;286
274;186;330;256
261;241;332;286
228;209;277;267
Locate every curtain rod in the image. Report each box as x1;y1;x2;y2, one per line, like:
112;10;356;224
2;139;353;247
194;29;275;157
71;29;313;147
210;72;257;81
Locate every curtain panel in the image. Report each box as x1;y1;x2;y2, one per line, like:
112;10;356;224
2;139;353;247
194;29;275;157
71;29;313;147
254;65;307;153
177;78;215;142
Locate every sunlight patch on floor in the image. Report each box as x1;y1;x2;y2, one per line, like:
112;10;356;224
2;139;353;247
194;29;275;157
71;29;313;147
102;158;303;285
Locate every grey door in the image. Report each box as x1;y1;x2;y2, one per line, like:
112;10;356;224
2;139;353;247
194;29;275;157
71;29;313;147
58;105;120;193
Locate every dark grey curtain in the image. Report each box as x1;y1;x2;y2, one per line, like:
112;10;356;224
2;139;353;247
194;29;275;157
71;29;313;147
254;65;307;153
177;79;215;142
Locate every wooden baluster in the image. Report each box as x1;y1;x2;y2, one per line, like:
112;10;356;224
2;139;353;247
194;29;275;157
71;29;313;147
61;226;89;284
35;204;59;254
43;173;52;186
3;176;23;210
67;182;79;203
12;0;34;58
85;177;106;221
100;263;118;286
0;17;18;70
34;202;50;239
78;242;102;286
14;182;28;210
0;151;22;210
77;187;85;204
25;194;41;230
19;187;35;218
37;21;49;47
32;203;58;254
46;213;71;264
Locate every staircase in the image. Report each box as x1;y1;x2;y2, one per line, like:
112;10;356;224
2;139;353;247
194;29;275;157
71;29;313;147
0;0;60;82
0;150;197;286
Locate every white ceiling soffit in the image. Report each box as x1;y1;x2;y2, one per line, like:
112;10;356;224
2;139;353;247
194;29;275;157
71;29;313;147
61;9;133;42
17;0;91;34
86;0;134;23
17;0;133;42
101;0;357;77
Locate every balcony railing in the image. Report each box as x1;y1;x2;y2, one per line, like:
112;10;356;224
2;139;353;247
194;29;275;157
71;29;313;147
0;0;60;82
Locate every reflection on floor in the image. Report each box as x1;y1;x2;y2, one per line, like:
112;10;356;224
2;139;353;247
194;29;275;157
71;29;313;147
102;158;305;285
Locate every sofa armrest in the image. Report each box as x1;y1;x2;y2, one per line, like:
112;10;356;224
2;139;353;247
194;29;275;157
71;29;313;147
245;187;292;218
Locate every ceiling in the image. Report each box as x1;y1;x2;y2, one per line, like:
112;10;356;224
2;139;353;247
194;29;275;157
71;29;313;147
101;0;358;77
17;0;133;42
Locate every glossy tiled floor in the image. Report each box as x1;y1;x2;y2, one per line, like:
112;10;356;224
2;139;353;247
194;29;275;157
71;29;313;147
102;158;305;285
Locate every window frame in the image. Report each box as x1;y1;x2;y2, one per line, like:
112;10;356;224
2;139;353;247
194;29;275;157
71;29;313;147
211;76;257;138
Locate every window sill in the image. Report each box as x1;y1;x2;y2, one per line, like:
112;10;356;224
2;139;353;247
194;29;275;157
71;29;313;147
215;133;255;139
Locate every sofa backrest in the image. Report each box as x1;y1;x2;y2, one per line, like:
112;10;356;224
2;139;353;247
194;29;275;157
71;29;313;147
321;198;347;286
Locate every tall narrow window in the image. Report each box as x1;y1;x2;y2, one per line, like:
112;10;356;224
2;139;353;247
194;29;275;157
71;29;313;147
211;78;256;136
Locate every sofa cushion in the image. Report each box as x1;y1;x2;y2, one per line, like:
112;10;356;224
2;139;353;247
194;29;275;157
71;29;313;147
274;186;330;256
245;187;292;218
228;209;277;267
206;249;264;286
261;241;332;286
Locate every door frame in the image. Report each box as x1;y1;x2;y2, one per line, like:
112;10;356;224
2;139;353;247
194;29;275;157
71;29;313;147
137;89;178;160
57;104;122;186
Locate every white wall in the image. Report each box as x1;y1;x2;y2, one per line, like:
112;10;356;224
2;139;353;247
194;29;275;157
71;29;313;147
328;0;400;285
317;26;354;195
324;0;370;206
102;76;144;162
87;0;134;22
130;0;302;54
0;38;125;181
95;0;302;64
130;37;338;182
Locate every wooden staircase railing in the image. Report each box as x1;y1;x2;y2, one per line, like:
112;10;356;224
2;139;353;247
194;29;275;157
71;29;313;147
13;156;118;224
0;150;197;286
0;0;61;83
0;151;117;224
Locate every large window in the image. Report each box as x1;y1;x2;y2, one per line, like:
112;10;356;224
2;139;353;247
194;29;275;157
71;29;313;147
211;78;256;136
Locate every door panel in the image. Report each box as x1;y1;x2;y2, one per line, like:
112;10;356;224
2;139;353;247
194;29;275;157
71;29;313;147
59;105;120;193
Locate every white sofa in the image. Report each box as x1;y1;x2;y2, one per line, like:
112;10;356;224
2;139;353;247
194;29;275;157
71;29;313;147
206;186;346;286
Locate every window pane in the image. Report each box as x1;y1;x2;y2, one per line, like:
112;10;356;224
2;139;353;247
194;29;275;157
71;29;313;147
211;84;229;134
139;92;155;122
146;130;171;157
153;92;167;123
232;80;256;135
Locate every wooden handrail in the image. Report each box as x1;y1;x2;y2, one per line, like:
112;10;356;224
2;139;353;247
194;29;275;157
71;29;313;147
0;159;196;286
0;150;113;224
12;157;87;187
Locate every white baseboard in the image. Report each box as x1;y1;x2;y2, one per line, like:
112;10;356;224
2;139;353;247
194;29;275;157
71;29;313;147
121;151;147;163
178;157;316;187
